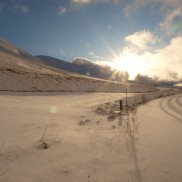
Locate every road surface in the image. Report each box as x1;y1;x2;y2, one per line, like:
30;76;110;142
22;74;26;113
132;93;182;182
0;92;182;182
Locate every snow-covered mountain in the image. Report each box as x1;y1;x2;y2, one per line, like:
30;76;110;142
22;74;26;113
0;38;74;75
0;38;157;92
36;55;119;81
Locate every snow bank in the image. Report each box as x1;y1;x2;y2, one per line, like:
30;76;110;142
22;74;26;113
96;89;182;114
0;68;157;93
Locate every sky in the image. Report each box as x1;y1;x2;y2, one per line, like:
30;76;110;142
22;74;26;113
0;0;182;81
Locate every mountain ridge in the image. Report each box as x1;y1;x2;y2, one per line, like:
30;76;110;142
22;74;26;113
0;37;157;92
36;55;117;81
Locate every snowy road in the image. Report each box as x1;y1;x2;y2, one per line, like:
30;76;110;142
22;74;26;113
0;92;182;182
135;94;182;182
160;94;182;122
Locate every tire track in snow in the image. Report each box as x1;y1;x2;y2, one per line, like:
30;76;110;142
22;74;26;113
167;96;182;115
160;96;182;123
175;95;182;108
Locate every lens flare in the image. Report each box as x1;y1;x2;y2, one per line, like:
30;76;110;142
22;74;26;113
50;105;57;114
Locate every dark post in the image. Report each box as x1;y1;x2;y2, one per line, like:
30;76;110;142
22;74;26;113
120;99;123;111
124;71;128;107
125;78;128;107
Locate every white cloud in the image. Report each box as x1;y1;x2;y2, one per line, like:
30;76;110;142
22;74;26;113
135;36;182;81
73;57;93;64
71;0;90;6
88;51;104;61
160;7;182;34
58;6;67;15
71;0;122;6
125;0;182;16
113;32;182;81
125;30;157;50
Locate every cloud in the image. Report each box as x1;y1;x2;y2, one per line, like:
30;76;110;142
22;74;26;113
74;35;182;82
125;0;182;16
123;0;182;38
134;74;158;84
125;30;157;50
0;0;29;14
71;0;122;6
138;36;182;81
18;4;29;14
73;57;93;64
71;0;90;6
160;8;182;28
58;6;67;15
10;3;29;14
160;7;182;35
163;0;182;7
115;31;182;81
88;51;104;61
72;57;123;80
59;49;66;56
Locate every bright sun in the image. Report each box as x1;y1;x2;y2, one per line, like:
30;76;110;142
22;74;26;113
112;52;147;80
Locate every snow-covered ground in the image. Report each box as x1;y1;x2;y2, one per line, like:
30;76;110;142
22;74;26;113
0;91;182;182
0;38;157;93
0;67;157;92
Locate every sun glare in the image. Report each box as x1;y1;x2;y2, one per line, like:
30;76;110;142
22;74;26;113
112;52;147;80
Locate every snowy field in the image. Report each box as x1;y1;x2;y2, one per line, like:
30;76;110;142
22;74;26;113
0;91;182;182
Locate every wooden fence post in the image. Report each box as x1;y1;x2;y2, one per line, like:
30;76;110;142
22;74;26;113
120;99;123;111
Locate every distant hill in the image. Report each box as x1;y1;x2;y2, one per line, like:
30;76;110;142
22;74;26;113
36;55;91;75
36;55;121;81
